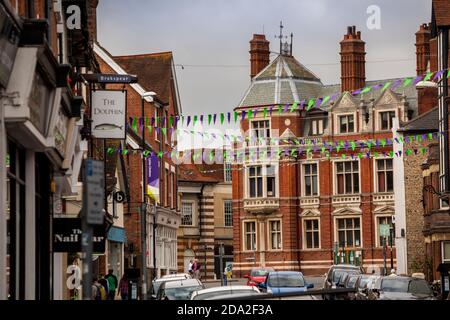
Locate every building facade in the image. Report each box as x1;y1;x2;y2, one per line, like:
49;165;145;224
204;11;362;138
232;27;418;276
177;161;233;280
0;0;102;300
94;42;182;288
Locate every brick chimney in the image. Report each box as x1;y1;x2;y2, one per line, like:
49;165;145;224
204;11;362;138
415;23;431;75
340;26;366;92
87;0;99;42
250;34;270;79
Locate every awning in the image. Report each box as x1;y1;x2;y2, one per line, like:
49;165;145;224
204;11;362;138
107;226;126;243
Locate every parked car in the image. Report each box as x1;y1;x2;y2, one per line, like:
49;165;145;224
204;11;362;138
258;271;313;296
323;264;364;300
156;278;204;300
190;285;260;300
354;274;381;300
370;276;435;300
161;273;192;279
244;267;275;286
151;274;191;299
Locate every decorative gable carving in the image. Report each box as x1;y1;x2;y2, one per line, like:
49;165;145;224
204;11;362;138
373;205;395;214
373;89;401;107
300;209;321;217
332;207;362;216
332;92;358;112
280;128;296;139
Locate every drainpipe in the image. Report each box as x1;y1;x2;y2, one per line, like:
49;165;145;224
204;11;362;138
199;184;205;278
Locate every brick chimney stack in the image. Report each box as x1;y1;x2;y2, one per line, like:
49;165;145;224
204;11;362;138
250;34;270;79
415;23;431;75
416;23;438;115
87;0;99;42
340;26;366;93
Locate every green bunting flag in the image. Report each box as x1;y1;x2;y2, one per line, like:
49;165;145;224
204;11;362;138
234;111;239;123
132;117;138;132
423;72;433;81
169;116;173;128
208;114;212;125
361;87;371;94
321;96;330;106
193;115;198;126
306;99;315;111
403;77;413;87
278;105;283;114
263;107;268;118
290;102;298;113
381;82;391;91
220;113;225;124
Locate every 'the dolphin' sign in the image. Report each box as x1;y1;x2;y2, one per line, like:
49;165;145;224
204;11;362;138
91;90;127;139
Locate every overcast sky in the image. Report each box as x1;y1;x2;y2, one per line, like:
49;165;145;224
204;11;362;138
97;0;431;149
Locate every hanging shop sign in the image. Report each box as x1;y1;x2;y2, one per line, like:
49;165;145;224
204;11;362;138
91;90;127;139
53;217;106;253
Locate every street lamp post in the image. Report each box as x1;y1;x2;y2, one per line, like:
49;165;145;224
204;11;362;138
141;92;156;300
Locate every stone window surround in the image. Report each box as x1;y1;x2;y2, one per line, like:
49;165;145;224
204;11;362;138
333;215;363;249
334;111;357;135
180;200;195;226
374;157;394;193
332;159;361;196
302;217;321;250
374;213;395;248
300;160;320;197
244;163;279;199
242;219;257;252
267;218;282;251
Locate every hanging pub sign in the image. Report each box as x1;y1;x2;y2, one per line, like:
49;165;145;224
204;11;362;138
53;217;106;253
91;90;127;139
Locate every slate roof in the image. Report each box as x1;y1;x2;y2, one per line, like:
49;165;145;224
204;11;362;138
398;107;439;133
238;55;323;108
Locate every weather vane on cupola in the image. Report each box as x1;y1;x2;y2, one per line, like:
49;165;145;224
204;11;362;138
275;21;293;56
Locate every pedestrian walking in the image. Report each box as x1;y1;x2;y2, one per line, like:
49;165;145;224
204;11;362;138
187;260;194;277
118;274;129;300
105;269;118;300
192;259;198;279
98;274;109;297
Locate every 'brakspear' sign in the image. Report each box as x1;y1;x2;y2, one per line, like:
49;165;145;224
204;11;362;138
91;90;127;139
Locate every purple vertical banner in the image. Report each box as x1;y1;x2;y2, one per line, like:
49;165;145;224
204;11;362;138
146;154;160;204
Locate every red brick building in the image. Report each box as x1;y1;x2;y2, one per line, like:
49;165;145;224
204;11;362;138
94;43;182;286
232;27;419;276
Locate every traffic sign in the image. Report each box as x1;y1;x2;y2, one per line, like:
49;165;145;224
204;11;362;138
83;159;104;225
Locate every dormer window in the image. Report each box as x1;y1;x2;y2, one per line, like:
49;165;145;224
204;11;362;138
339;115;354;134
310;119;324;136
380;111;396;131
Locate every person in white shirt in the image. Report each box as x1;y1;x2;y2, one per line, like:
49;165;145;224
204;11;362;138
187;260;193;276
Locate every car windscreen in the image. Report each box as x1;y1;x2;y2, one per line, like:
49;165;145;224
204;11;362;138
193;289;256;300
332;270;355;284
408;279;432;295
347;276;358;288
251;269;274;277
358;276;373;289
381;278;409;292
165;285;204;300
268;274;305;287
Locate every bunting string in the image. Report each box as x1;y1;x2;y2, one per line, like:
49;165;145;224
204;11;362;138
129;68;449;128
